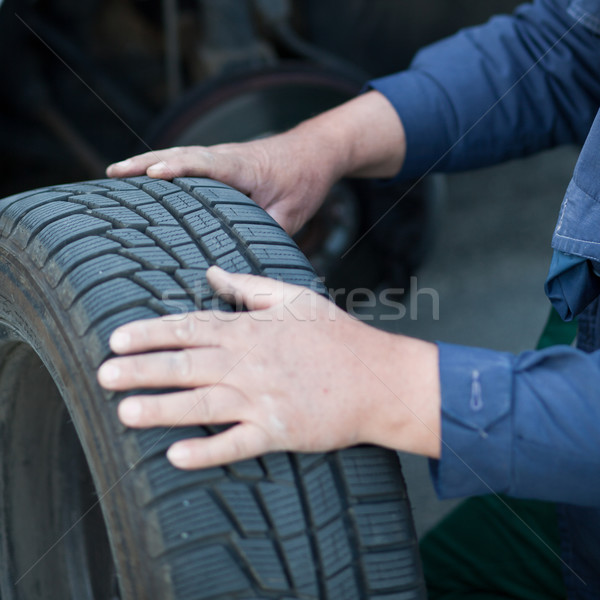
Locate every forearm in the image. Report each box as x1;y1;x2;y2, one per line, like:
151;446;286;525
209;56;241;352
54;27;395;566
355;333;441;458
287;90;406;180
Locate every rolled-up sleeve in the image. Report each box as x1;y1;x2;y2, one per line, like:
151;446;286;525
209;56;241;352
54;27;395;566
432;342;600;506
369;0;600;178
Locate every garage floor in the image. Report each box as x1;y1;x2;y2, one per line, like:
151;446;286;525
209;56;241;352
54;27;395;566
356;145;579;537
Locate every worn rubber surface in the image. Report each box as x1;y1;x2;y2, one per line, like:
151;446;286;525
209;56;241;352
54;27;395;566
0;176;426;599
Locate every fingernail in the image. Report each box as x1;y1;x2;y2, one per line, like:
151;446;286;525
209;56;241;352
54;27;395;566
118;399;142;425
98;363;120;384
111;330;131;352
167;444;191;467
115;159;131;167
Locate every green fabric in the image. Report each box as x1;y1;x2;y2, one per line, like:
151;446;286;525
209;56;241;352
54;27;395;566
536;306;577;350
420;495;565;599
420;307;575;599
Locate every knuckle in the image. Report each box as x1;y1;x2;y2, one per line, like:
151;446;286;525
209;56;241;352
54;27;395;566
174;316;197;343
170;350;194;383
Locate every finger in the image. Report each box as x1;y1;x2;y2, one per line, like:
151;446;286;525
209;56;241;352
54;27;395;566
207;266;288;310
166;424;271;469
118;386;247;428
107;312;228;355
98;348;236;390
107;146;213;179
106;149;172;177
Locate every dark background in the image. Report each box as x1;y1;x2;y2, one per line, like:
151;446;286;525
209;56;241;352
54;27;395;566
0;0;521;198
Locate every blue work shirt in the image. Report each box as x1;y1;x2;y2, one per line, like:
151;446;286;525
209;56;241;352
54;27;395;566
369;0;600;596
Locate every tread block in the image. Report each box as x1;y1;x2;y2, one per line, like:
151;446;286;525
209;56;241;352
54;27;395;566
260;453;296;484
106;190;155;208
233;224;296;247
135;202;179;226
353;502;414;549
258;482;306;538
174;177;232;192
363;548;420;592
71;278;151;335
12;201;86;249
174;269;211;305
0;191;70;235
304;463;343;528
53;183;108;193
90;206;149;229
88;178;138;191
216;250;253;274
146;226;194;248
160;192;202;218
123;175;154;186
281;536;318;595
296;455;327;475
121;246;180;270
339;447;407;499
316;518;354;578
142;456;224;507
225;459;266;480
248;244;313;270
234;537;289;591
183;209;221;237
133;271;188;299
57;254;141;308
170;244;210;269
212;204;277;226
325;566;358;599
201;229;238;259
194;187;257;208
42;235;121;287
216;483;269;535
142;179;181;200
68;194;120;208
107;228;156;248
30;214;114;268
158;490;234;552
170;545;249;599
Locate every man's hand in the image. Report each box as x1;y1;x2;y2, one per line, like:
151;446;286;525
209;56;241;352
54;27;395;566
107;135;334;236
106;91;406;235
97;267;440;470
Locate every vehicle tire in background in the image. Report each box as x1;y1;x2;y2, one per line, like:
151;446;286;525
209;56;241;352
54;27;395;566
0;177;426;599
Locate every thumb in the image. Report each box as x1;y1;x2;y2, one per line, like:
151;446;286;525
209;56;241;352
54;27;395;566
206;266;287;311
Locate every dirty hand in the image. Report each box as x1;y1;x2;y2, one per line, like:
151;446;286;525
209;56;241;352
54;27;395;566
97;267;440;470
106;91;406;235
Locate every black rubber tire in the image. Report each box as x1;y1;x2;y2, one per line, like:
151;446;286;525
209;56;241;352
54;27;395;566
0;176;426;600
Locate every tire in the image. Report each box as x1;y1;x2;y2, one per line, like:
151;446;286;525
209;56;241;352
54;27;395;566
0;176;426;599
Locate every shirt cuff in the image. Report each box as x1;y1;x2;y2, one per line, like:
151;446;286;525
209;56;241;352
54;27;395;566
430;342;516;499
